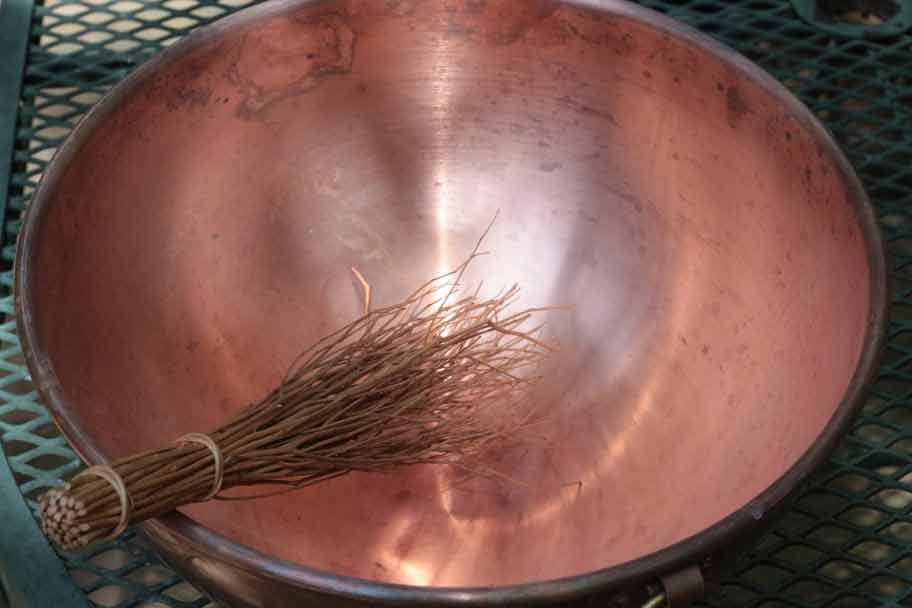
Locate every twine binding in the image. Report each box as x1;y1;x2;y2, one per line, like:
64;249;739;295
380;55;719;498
176;433;224;500
73;465;132;540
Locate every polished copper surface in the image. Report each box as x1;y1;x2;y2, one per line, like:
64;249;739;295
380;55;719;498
21;0;877;592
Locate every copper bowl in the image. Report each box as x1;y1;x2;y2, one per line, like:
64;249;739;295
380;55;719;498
15;0;887;606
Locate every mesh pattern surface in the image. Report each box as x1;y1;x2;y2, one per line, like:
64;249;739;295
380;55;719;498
1;1;255;604
1;0;911;606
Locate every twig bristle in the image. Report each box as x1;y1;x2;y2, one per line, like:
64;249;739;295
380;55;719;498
39;249;557;551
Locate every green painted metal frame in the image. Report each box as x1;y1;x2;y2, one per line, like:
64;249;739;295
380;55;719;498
0;0;33;245
0;447;88;608
0;2;90;606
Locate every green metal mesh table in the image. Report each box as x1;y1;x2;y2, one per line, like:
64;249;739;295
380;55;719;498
0;0;910;606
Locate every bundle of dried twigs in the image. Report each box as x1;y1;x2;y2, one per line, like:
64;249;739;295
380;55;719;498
38;254;554;551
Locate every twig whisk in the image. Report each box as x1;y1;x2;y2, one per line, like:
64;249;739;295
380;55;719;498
38;259;554;551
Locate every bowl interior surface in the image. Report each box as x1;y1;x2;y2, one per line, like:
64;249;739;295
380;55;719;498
27;0;873;588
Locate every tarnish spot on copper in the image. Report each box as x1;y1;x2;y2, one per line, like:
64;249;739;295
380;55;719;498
227;12;356;120
726;86;750;129
346;0;418;17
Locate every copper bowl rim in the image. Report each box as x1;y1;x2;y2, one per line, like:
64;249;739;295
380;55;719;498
14;0;889;604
